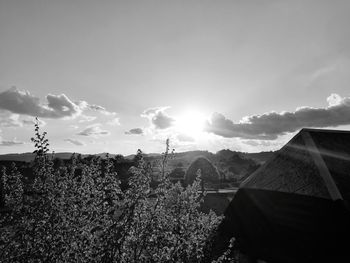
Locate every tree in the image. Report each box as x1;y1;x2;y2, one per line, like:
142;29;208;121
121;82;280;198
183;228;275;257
0;163;23;209
0;121;229;262
99;140;223;262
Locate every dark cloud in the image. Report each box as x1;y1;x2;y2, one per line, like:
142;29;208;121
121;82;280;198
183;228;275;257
151;111;174;129
0;87;81;118
142;107;174;129
125;128;143;135
64;138;86;146
77;125;110;137
0;87;112;119
205;94;350;140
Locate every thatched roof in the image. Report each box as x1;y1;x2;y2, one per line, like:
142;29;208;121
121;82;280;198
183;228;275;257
209;129;350;262
241;128;350;202
210;188;350;262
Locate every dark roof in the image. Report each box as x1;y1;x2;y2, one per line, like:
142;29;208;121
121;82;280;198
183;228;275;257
211;188;350;263
242;128;350;202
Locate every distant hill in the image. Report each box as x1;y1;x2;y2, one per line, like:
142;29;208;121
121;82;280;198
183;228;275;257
0;152;117;162
244;151;275;164
0;153;37;162
0;149;274;185
216;149;275;164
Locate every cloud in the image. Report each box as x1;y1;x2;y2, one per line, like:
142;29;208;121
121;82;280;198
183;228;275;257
107;117;120;126
88;104;106;111
0;137;24;146
205;94;350;140
64;138;86;146
0;110;48;128
78;115;97;123
77;124;110;137
0;87;81;119
177;134;195;142
22;118;46;127
77;101;116;116
142;107;175;129
327;93;342;106
125;128;143;135
0;111;22;127
0;87;115;120
69;125;79;129
242;140;281;147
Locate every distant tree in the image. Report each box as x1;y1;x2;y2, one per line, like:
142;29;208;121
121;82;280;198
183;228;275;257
133;149;143;165
169;167;185;179
176;162;184;168
53;157;64;170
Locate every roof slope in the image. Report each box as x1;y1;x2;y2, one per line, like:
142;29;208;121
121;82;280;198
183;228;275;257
209;188;350;262
242;128;350;202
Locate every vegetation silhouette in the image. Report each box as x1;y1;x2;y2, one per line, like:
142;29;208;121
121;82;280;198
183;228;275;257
0;119;236;262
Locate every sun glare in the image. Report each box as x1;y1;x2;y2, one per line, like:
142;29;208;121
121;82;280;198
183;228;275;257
175;110;207;138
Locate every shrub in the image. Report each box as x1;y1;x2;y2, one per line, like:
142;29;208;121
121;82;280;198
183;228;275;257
0;121;228;262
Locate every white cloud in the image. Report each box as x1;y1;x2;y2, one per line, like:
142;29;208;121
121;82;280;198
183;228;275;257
107;117;120;126
77;124;110;137
0;136;25;146
0;111;22;127
77;101;116;116
177;134;195;142
78;115;97;123
69;125;79;130
22;118;46;127
64;138;86;146
242;139;282;147
0;110;46;128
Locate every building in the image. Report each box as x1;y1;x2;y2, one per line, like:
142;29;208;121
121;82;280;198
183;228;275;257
210;129;350;262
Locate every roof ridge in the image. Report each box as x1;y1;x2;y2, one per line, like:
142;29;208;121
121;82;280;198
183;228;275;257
300;128;350;134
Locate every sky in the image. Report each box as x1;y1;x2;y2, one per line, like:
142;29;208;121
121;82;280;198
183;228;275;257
1;0;350;155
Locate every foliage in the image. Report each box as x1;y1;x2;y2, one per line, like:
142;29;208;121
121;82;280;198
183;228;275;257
0;122;229;262
100;140;222;262
0;163;24;209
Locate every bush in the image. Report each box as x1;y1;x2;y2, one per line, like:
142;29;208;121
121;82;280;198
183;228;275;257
0;121;229;262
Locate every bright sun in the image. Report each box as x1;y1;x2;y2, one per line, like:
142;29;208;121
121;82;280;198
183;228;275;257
175;110;207;138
